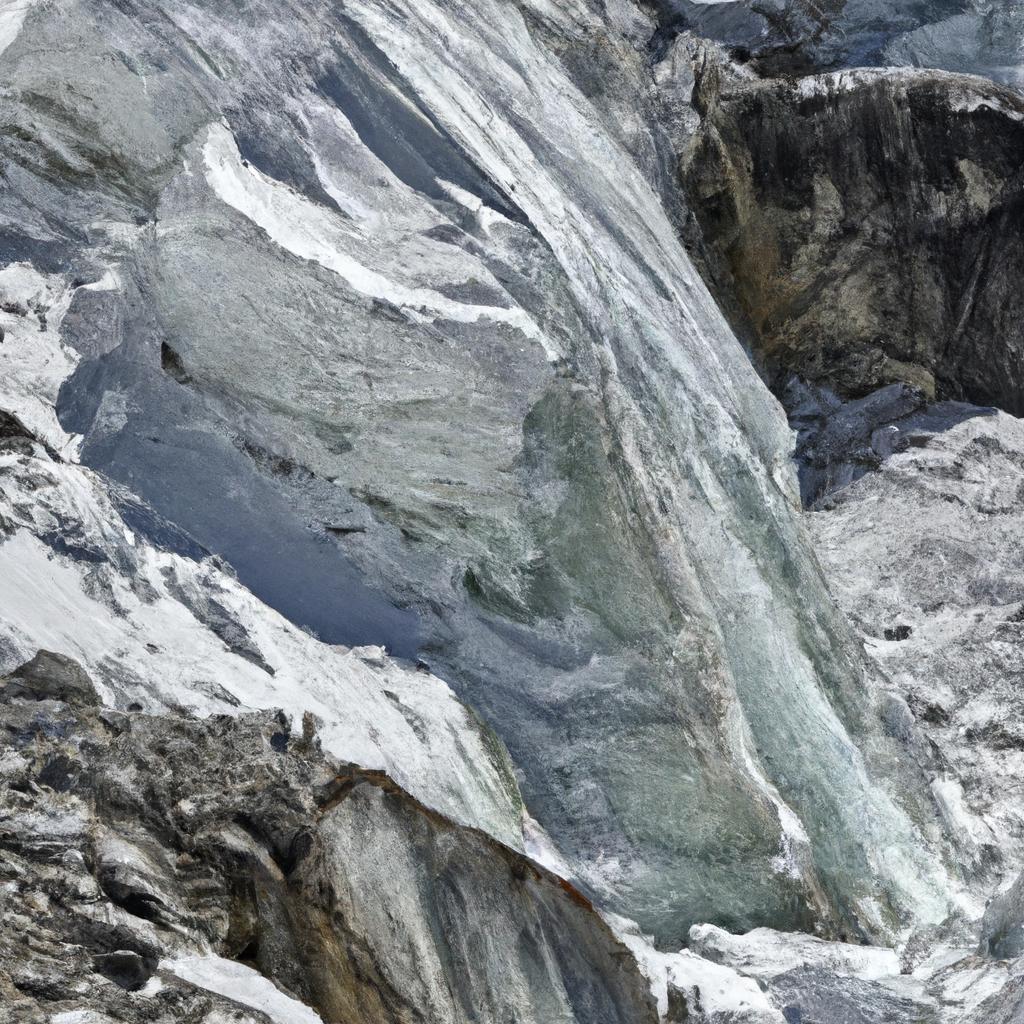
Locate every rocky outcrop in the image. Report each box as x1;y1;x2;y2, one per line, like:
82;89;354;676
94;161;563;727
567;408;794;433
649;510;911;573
0;656;657;1024
683;64;1024;413
981;872;1024;959
1;649;101;706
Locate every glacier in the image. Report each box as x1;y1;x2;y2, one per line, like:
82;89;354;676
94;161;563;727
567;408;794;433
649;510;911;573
1;0;1023;1022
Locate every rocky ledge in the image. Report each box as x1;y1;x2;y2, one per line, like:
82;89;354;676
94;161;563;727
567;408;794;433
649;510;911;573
0;652;656;1024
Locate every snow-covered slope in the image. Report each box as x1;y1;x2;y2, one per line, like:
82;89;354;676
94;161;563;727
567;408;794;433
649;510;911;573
0;432;526;850
810;411;1024;895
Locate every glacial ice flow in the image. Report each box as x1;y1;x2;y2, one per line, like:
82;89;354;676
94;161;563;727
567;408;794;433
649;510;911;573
0;0;958;941
6;0;1024;1020
338;0;956;934
0;0;987;954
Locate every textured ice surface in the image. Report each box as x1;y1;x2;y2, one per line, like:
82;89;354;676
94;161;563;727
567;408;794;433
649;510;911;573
0;0;960;942
202;123;555;356
690;924;901;981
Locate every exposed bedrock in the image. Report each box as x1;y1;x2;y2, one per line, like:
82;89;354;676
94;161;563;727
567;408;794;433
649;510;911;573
682;62;1024;416
0;0;957;945
0;658;657;1024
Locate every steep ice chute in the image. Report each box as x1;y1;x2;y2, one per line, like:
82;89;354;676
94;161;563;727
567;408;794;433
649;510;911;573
339;0;956;936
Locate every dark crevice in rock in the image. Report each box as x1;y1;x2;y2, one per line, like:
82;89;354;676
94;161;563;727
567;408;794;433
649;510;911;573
883;625;913;642
159;340;190;384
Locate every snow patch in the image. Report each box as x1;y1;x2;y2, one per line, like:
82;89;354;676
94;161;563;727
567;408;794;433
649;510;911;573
949;89;1024;122
689;923;901;982
164;956;324;1024
0;0;36;59
736;726;813;882
603;912;785;1022
49;1013;112;1024
437;178;510;234
202;123;557;358
0;262;82;457
522;811;574;879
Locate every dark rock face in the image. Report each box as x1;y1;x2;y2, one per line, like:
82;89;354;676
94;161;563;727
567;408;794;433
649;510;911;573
683;65;1024;413
981;872;1024;959
0;658;656;1024
783;377;993;504
769;967;938;1024
1;650;101;707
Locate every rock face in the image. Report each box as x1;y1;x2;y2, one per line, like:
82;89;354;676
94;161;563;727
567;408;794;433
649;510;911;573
0;659;656;1024
0;0;957;948
981;871;1024;959
683;63;1024;412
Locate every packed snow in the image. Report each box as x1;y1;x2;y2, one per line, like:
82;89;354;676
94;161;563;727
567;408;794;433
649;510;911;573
164;956;325;1024
0;0;35;59
0;263;82;457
